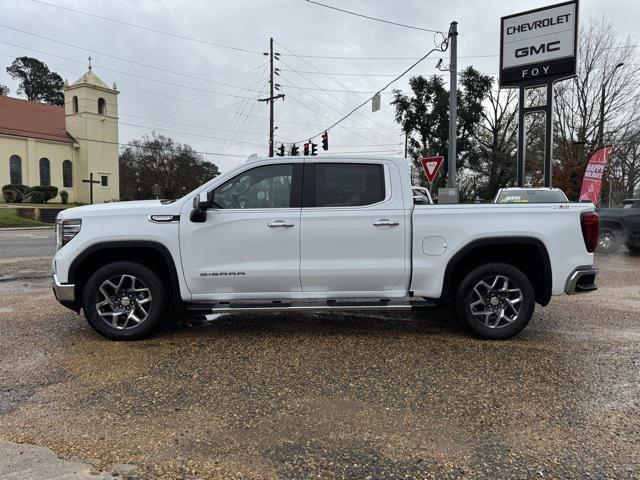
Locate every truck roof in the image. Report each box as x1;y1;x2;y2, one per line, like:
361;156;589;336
245;154;408;165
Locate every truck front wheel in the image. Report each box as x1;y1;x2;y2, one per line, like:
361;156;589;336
81;261;169;340
455;263;535;340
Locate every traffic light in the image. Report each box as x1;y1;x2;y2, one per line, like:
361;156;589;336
311;142;318;156
290;144;299;156
303;142;310;156
321;131;328;150
276;143;285;157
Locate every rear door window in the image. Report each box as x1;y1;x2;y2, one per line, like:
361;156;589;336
306;163;385;208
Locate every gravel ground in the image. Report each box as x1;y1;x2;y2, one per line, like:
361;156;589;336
0;253;639;479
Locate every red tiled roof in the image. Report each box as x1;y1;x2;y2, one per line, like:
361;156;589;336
0;96;75;144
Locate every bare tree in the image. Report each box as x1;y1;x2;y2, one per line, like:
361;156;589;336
553;18;640;199
465;88;518;199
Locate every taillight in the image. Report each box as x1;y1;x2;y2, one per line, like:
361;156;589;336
581;212;599;253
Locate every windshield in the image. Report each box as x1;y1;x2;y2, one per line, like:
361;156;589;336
496;190;568;203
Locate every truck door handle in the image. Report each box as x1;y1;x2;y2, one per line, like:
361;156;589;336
268;221;295;228
373;219;399;227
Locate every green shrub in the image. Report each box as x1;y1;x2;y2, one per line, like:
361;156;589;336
2;184;30;203
2;188;16;203
29;186;58;203
30;190;45;203
60;190;69;204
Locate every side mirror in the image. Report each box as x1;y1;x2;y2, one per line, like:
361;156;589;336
198;191;210;209
190;192;209;223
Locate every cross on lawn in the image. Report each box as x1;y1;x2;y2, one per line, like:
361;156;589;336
82;172;100;204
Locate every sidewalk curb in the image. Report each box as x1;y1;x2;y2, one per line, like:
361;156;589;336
0;226;54;231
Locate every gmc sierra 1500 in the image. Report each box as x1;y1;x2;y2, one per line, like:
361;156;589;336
52;155;599;340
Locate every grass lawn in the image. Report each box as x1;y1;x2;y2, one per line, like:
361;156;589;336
0;209;49;228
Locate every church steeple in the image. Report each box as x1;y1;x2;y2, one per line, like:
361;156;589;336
62;66;120;202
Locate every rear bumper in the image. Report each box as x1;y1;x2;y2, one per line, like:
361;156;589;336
565;265;598;294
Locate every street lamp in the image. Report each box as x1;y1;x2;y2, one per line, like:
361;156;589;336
598;62;624;147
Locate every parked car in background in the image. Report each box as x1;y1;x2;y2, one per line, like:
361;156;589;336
597;199;640;253
493;187;569;204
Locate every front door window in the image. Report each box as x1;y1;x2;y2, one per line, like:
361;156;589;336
212;164;293;209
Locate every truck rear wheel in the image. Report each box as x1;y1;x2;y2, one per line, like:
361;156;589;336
455;263;535;340
81;261;168;340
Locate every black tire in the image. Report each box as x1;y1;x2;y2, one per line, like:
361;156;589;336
626;239;640;255
82;261;169;340
598;228;623;253
455;263;535;340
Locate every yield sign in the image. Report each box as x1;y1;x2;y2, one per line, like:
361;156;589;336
421;156;444;184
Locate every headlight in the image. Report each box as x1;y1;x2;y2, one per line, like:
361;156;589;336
56;219;82;250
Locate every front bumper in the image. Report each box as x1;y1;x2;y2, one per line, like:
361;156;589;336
565;265;599;294
52;273;75;302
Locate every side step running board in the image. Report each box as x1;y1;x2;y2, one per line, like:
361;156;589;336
185;298;436;315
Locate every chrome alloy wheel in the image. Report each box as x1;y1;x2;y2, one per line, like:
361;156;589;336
95;275;152;330
469;275;523;329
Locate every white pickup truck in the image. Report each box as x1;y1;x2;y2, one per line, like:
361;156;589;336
52;155;599;341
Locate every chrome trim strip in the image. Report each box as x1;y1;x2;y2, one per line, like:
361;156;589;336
565;266;599;295
148;215;180;224
52;273;75;302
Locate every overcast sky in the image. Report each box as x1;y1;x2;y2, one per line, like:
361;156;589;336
1;0;638;171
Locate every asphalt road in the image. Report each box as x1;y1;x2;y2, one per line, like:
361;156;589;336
0;252;639;479
0;228;55;259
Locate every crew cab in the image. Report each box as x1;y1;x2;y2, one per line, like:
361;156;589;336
52;155;600;341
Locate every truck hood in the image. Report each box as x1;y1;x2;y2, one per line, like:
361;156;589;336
57;200;182;219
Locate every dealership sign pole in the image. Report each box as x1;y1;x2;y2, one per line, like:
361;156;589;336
499;0;579;187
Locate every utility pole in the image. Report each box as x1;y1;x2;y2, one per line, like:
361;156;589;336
269;37;274;157
258;37;284;157
447;21;458;190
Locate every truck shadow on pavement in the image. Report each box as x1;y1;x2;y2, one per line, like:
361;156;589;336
164;306;467;340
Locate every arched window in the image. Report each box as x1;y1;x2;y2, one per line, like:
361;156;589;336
39;158;50;186
62;160;73;187
72;95;78;113
98;97;106;115
9;155;22;185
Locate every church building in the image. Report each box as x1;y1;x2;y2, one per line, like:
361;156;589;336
0;67;120;204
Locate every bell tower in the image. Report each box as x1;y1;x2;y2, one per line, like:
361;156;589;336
63;60;119;203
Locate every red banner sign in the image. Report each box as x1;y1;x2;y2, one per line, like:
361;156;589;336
421;156;444;184
579;147;613;206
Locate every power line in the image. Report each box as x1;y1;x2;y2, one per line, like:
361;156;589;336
279;67;499;77
119;121;266;147
0;24;266;94
32;0;263;55
279;84;392;94
292;38;450;143
276;41;402;137
71;135;254;158
285;93;396;149
0;47;402;132
278;66;399;143
305;0;444;34
119;113;268;137
216;61;269;153
0;39;264;101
